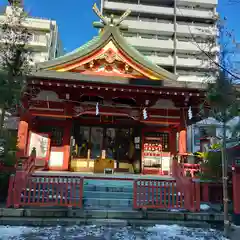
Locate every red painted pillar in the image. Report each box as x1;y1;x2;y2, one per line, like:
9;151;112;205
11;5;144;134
178;108;187;154
62;119;72;170
17;116;29;158
170;128;177;155
233;169;240;214
202;183;209;202
170;129;177;176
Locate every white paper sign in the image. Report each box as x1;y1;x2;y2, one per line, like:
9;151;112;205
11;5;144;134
161;157;170;171
28;132;49;159
48;151;64;167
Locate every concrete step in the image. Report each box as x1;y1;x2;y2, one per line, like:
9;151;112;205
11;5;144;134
83;191;133;199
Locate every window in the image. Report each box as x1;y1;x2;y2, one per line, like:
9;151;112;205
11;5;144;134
73;126;134;160
90;127;103;159
139;33;156;39
38;126;64;146
77;126;90;158
105;128;116;159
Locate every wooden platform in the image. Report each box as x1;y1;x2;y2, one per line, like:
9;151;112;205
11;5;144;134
33;170;174;181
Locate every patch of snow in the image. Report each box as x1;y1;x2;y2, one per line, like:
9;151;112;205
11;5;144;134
0;224;227;239
0;226;33;240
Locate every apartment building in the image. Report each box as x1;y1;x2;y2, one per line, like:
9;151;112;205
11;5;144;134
100;0;218;83
0;5;63;64
0;5;64;130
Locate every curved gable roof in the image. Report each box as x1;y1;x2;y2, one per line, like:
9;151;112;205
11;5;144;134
36;18;178;82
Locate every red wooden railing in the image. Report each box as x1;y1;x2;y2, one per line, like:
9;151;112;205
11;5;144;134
133;179;185;209
171;160;200;212
6;154;36;208
7;174;84;208
18;176;83;208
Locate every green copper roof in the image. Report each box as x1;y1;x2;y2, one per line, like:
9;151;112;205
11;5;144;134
36;23;178;82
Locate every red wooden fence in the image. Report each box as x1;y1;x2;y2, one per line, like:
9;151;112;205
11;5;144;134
7;175;84;208
133;179;184;209
133;178;200;211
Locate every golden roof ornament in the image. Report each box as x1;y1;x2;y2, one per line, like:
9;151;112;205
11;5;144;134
92;3;131;30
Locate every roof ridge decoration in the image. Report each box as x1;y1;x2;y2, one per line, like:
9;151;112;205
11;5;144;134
92;3;131;29
35;3;178;82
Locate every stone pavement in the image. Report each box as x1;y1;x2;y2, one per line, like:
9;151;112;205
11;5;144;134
230;225;240;240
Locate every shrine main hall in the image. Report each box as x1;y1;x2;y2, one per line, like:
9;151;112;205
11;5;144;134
17;5;205;175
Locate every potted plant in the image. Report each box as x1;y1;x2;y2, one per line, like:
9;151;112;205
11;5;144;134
193;171;202;179
185;170;192;177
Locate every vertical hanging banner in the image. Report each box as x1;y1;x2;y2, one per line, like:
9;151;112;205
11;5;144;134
96;102;99;116
27;131;51;161
143;108;148;120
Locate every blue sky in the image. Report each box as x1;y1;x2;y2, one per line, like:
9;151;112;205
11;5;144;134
0;0;239;53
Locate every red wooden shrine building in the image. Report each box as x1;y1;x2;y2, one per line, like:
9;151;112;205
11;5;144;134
17;7;205;175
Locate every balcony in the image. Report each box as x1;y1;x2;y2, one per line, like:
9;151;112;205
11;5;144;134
176;57;210;68
0;15;52;31
0;37;48;52
32;52;49;63
177;0;218;8
176;7;216;20
125;35;217;54
177;40;217;53
28;34;49;51
104;1;216;20
145;54;210;69
178;74;215;83
145;55;174;66
123;19;174;35
24;18;52;31
177;23;217;37
125;36;174;51
123;19;216;37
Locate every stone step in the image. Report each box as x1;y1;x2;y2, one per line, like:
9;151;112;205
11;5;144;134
83;206;133;210
84;180;133;188
83;191;133;199
83;198;133;208
84;185;133;193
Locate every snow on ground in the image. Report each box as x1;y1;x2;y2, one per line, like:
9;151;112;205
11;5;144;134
0;226;33;239
0;224;227;240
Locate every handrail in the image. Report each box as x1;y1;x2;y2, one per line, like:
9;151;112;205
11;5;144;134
15;155;35;174
172;160;200;211
7;154;36;208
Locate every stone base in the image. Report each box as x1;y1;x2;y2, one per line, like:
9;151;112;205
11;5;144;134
232;214;240;226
